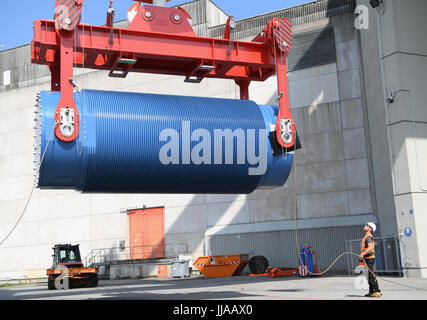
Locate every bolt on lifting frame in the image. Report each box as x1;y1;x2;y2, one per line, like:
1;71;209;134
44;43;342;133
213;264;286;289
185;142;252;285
31;0;296;151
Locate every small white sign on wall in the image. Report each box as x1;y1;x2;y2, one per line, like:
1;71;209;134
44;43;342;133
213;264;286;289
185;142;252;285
3;70;11;86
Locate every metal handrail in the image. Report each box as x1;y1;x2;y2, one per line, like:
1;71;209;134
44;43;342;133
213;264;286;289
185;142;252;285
83;249;102;267
345;235;402;275
83;243;189;266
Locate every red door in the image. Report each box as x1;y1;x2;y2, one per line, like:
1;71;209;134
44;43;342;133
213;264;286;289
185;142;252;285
129;207;165;259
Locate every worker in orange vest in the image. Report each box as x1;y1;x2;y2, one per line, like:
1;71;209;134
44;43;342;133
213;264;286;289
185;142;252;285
359;222;382;297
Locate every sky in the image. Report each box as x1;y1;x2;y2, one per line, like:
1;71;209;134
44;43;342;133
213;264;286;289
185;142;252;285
0;0;313;51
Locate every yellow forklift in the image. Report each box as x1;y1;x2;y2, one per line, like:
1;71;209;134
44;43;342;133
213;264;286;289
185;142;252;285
47;244;98;290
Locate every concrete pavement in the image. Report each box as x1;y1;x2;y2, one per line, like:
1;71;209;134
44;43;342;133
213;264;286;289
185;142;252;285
1;275;427;300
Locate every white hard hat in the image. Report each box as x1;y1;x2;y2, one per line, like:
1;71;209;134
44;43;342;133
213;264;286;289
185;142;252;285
366;222;376;232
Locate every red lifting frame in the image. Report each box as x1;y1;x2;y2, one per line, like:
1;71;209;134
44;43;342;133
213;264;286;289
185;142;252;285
31;0;295;149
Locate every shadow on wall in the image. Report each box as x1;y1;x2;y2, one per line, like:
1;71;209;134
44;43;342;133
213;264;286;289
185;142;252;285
162;0;354;265
285;0;356;72
46;0;358;273
164;194;238;258
163;168;298;269
287;26;336;72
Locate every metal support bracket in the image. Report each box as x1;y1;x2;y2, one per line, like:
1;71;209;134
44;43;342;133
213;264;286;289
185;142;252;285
270;17;295;149
52;0;83;142
184;64;216;83
59;108;76;137
280;118;293;145
109;57;137;78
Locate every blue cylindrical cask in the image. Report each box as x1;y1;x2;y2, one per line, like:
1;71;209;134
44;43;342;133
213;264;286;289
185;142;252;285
34;90;293;194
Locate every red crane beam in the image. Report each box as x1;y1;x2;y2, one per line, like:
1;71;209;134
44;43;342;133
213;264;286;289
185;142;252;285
32;20;276;81
30;0;296;150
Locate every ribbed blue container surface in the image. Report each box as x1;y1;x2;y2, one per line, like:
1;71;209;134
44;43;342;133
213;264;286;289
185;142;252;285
37;90;293;194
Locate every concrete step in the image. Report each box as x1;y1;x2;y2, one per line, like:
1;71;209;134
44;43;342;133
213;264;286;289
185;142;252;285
91;257;174;267
94;259;197;280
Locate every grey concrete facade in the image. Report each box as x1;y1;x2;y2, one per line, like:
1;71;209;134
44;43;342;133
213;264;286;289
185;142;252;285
1;0;420;280
357;0;427;277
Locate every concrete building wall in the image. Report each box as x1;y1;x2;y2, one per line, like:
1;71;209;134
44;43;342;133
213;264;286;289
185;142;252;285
207;224;363;271
207;8;378;272
0;0;381;279
357;0;427;277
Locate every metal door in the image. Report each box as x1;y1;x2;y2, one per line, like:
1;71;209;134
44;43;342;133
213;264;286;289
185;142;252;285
129;207;165;259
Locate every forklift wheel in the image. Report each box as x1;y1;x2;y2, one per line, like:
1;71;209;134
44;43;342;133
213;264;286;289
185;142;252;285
47;279;56;290
87;274;98;287
48;278;73;290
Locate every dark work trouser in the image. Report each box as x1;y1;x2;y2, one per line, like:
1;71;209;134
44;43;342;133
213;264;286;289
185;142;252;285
366;258;380;293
